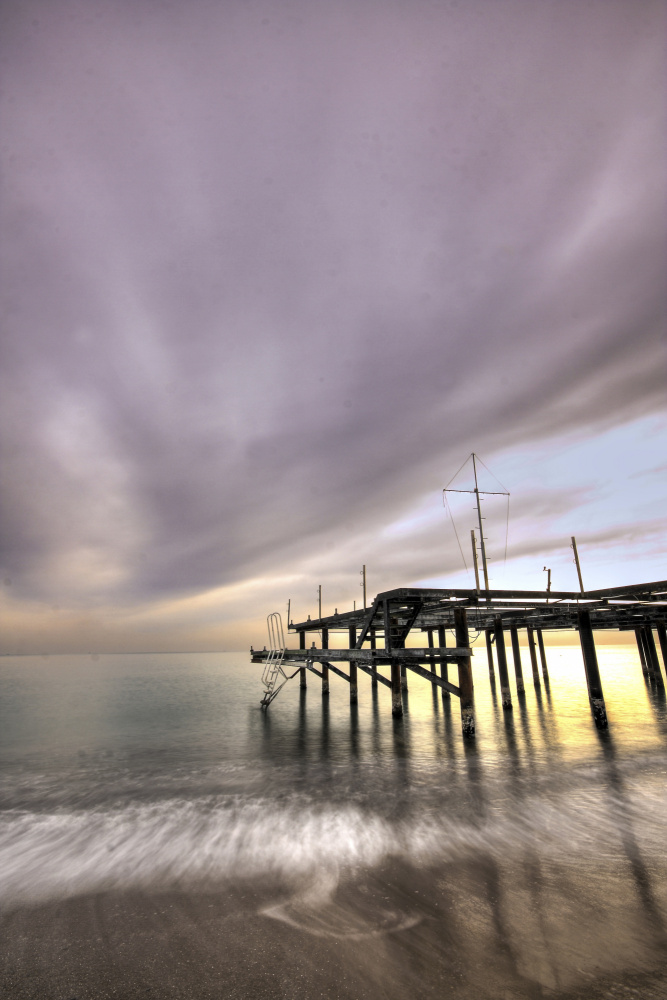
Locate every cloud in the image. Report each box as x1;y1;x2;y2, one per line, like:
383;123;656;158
1;0;665;650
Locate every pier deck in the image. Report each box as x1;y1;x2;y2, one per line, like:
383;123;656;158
251;581;667;734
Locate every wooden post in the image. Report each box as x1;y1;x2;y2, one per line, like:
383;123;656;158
657;624;667;675
537;629;550;681
454;606;475;737
384;600;402;717
438;625;450;700
321;627;329;696
427;628;436;685
391;660;403;717
426;628;436;692
577;609;607;728
485;628;495;677
349;626;358;704
509;626;525;693
527;627;540;685
571;536;585;593
635;627;649;677
299;630;307;688
370;627;378;688
400;662;408;692
493;616;512;710
643;626;664;689
640;627;656;681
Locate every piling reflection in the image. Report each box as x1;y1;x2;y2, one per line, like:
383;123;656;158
595;726;667;955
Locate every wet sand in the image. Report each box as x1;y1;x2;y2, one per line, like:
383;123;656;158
3;855;667;1000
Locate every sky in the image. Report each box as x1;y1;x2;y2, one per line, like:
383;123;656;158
1;0;665;653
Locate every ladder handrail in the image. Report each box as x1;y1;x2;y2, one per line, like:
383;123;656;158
260;611;304;708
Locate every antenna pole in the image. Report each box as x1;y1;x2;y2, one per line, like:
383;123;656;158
318;585;322;619
361;564;367;609
571;536;585;594
470;530;481;594
287;598;290;626
473;454;490;593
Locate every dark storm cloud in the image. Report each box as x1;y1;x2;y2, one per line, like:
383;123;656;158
1;0;665;607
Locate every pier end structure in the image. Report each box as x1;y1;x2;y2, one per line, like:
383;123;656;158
252;580;667;734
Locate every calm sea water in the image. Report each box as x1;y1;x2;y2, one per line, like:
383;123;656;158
1;644;666;997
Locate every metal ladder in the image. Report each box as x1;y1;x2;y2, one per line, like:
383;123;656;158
260;612;302;709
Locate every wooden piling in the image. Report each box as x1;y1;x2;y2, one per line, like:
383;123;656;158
349;626;358;703
438;625;451;699
383;600;402;717
454;606;475;736
658;624;667;675
427;628;436;686
321;627;329;696
493;617;513;710
537;629;550;681
643;626;664;689
400;662;408;692
485;628;495;677
640;627;655;682
509;626;525;693
577;609;608;728
526;627;540;685
370;627;378;688
635;627;649;677
391;660;403;717
299;630;307;688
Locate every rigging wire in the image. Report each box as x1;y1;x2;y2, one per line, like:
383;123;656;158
443;490;469;576
444;453;474;491
476;454;510;495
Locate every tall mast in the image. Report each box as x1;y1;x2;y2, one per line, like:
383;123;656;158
470;530;481;594
472;453;490;593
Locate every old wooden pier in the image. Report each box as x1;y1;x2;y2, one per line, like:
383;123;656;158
251;580;667;735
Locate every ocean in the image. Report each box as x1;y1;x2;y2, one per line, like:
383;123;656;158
1;644;666;998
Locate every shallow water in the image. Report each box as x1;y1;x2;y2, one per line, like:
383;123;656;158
1;644;666;998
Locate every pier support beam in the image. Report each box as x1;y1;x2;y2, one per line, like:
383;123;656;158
658;625;667;675
643;626;664;689
427;629;436;687
485;629;495;677
349;626;358;703
455;607;475;737
494;617;513;710
391;660;403;717
509;626;525;693
526;627;540;685
370;628;378;688
577;610;607;728
640;627;655;682
321;628;329;696
537;629;549;681
635;628;649;677
400;662;408;692
438;625;450;700
299;630;307;688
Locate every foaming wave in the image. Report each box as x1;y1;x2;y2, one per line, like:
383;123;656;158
1;781;666;907
260;870;423;938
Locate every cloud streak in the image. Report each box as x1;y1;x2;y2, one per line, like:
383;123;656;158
1;0;665;648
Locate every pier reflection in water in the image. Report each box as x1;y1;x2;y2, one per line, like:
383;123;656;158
0;645;666;998
250;644;667;996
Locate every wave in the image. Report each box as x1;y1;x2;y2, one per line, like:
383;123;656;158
1;778;666;908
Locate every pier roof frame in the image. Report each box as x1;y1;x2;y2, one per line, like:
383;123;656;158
289;582;667;636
